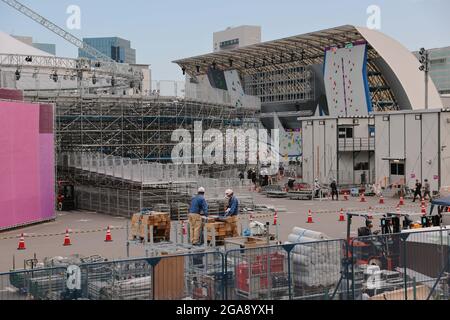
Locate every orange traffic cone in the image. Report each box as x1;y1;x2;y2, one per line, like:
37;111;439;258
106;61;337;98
360;193;366;203
105;226;113;242
379;195;384;204
399;196;404;206
421;204;427;214
17;233;26;250
273;211;278;226
344;193;349;201
339;209;345;222
307;210;314;224
63;229;72;246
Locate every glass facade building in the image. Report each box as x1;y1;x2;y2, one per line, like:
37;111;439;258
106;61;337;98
78;37;136;64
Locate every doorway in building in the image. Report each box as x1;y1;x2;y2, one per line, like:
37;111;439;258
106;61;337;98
390;161;405;185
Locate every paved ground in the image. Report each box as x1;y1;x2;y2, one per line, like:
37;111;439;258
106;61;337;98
0;189;431;272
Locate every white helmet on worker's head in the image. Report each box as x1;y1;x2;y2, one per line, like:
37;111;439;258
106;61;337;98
198;187;205;194
225;189;234;197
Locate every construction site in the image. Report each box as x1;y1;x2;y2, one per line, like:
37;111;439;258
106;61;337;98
0;0;449;302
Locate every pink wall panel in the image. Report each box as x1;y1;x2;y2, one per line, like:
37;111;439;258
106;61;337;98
0;101;55;230
39;134;55;219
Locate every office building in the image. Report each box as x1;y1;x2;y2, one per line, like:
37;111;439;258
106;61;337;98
78;37;136;64
213;25;261;52
11;35;56;55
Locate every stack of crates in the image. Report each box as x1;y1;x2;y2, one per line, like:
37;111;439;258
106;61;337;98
170;202;189;221
234;252;286;299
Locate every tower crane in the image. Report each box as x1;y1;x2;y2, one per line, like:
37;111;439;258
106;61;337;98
1;0;142;84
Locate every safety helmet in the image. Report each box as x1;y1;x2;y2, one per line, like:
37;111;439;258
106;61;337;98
198;187;205;193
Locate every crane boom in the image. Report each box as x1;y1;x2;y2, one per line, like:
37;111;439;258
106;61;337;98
1;0;141;80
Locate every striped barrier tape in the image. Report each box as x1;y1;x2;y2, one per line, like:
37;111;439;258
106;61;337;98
0;203;426;240
0;226;126;241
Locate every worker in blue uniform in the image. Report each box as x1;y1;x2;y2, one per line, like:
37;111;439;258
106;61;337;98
189;187;208;245
224;189;239;237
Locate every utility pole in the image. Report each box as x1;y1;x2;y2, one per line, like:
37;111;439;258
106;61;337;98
418;48;430;109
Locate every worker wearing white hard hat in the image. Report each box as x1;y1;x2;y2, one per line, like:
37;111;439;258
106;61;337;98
224;189;239;237
188;186;208;245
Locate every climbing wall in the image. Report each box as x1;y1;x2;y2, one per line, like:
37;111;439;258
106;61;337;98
324;43;372;117
224;70;245;108
273;114;302;163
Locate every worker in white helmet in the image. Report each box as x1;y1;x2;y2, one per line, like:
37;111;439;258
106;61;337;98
224;189;239;237
188;187;208;245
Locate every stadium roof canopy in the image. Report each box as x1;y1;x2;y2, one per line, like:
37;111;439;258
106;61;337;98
173;25;443;109
173;25;371;76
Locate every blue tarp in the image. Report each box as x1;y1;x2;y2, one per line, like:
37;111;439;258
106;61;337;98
429;196;450;215
431;196;450;207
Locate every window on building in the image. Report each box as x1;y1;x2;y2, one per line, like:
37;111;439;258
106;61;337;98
338;127;353;138
368;126;375;137
354;162;369;170
390;163;405;176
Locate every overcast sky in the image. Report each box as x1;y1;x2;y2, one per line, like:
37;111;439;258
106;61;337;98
0;0;448;81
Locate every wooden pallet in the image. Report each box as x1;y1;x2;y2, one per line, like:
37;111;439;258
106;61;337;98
130;212;171;242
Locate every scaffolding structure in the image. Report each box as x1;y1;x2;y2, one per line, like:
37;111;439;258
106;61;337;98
23;92;259;215
243;64;315;105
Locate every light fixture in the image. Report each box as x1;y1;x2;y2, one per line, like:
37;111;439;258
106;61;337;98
51;71;58;82
25;56;32;62
92;74;97;85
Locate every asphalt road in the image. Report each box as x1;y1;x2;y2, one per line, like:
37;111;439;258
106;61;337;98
0;191;429;273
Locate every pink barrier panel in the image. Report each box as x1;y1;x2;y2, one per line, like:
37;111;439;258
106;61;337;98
0;101;55;230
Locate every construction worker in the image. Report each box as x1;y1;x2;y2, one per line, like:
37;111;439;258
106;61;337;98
224;189;239;237
188;187;208;245
57;193;64;211
330;179;338;201
412;179;422;202
423;179;432;200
